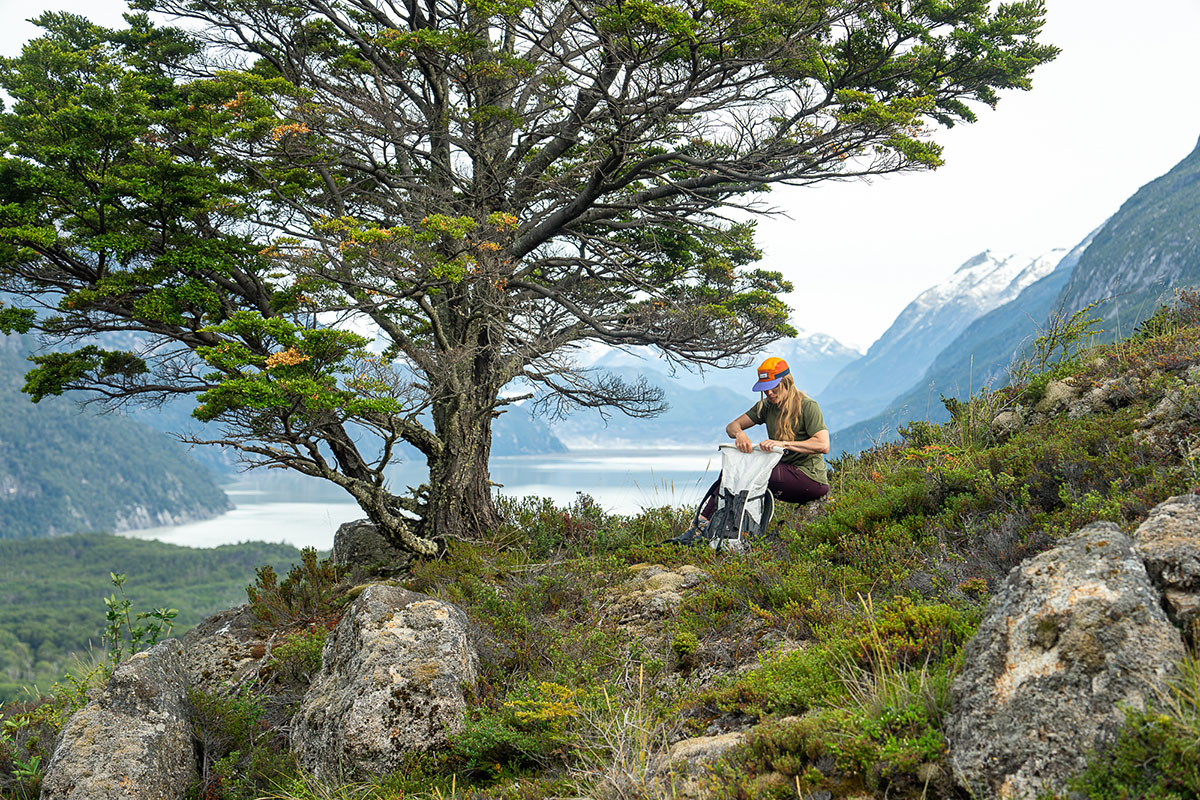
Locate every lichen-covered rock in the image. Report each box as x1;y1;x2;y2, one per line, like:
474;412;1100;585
181;605;267;694
1134;494;1200;632
647;732;745;799
1034;379;1078;415
990;409;1025;441
290;584;478;781
41;639;194;800
611;563;709;624
331;519;412;575
947;523;1185;800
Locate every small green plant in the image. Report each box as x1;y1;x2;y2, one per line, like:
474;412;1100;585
1032;302;1105;374
265;627;328;685
671;630;699;661
1060;654;1200;799
0;706;57;800
102;572;177;665
246;547;343;631
189;686;297;800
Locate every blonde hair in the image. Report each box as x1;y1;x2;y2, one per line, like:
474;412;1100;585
767;374;806;439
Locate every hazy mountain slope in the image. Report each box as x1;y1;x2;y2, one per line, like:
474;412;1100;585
1053;135;1200;336
0;334;231;538
589;332;861;397
830;232;1097;455
830;138;1200;458
551;365;750;448
819;250;1064;430
492;407;569;454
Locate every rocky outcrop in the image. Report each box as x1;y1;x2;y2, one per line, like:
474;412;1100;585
1033;378;1078;415
41;640;194;800
181;604;267;694
611;563;709;625
289;584;478;781
648;732;746;799
331;519;413;576
1134;494;1200;634
947;523;1185;799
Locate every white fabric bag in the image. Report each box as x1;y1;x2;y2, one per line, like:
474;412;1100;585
700;444;783;550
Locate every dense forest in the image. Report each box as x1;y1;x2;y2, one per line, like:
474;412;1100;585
0;333;231;538
0;533;307;702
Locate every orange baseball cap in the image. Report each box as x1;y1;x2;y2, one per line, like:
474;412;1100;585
752;357;790;391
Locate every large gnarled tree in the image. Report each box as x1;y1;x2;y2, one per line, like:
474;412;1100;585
0;0;1057;552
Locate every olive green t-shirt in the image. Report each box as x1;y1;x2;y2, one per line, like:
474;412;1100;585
745;395;829;485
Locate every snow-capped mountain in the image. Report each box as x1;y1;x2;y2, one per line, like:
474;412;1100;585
819;249;1066;430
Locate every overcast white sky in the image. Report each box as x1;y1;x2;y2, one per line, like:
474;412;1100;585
3;0;1199;350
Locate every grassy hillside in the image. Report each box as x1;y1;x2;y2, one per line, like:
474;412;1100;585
4;301;1200;799
0;534;307;703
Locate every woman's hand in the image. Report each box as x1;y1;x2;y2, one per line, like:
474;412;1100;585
758;439;787;452
734;429;754;453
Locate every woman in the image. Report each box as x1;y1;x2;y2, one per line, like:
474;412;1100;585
692;356;831;533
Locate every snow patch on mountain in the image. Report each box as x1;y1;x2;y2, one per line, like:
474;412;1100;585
819;249;1067;429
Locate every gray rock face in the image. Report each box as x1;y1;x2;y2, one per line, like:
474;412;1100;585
290;584;478;781
41;640;194;800
331;519;412;575
1134;494;1200;632
947;523;1185;800
181;605;267;694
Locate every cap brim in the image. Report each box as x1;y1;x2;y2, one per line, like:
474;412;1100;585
752;377;784;392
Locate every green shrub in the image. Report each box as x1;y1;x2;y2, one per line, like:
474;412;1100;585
246;547;343;632
846;596;977;670
265;626;328;684
710;643;847;719
1061;655;1200;799
189;686;297;800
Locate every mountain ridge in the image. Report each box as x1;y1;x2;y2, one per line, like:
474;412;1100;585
818;249;1065;430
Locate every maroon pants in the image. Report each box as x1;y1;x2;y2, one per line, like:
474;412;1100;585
701;462;829;518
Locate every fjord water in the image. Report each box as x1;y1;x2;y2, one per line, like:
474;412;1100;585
120;448;720;549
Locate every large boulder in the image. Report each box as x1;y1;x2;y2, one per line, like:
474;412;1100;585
289;584;478;781
946;523;1185;800
331;519;412;576
41;640;194;800
181;604;268;694
1134;494;1200;633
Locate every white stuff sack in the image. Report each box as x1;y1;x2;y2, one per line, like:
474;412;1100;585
705;444;782;547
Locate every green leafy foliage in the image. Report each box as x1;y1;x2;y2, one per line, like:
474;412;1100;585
245;547;344;632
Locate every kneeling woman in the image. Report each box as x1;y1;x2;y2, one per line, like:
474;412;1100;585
696;357;831;528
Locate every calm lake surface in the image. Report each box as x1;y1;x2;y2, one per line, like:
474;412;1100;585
120;448;722;550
